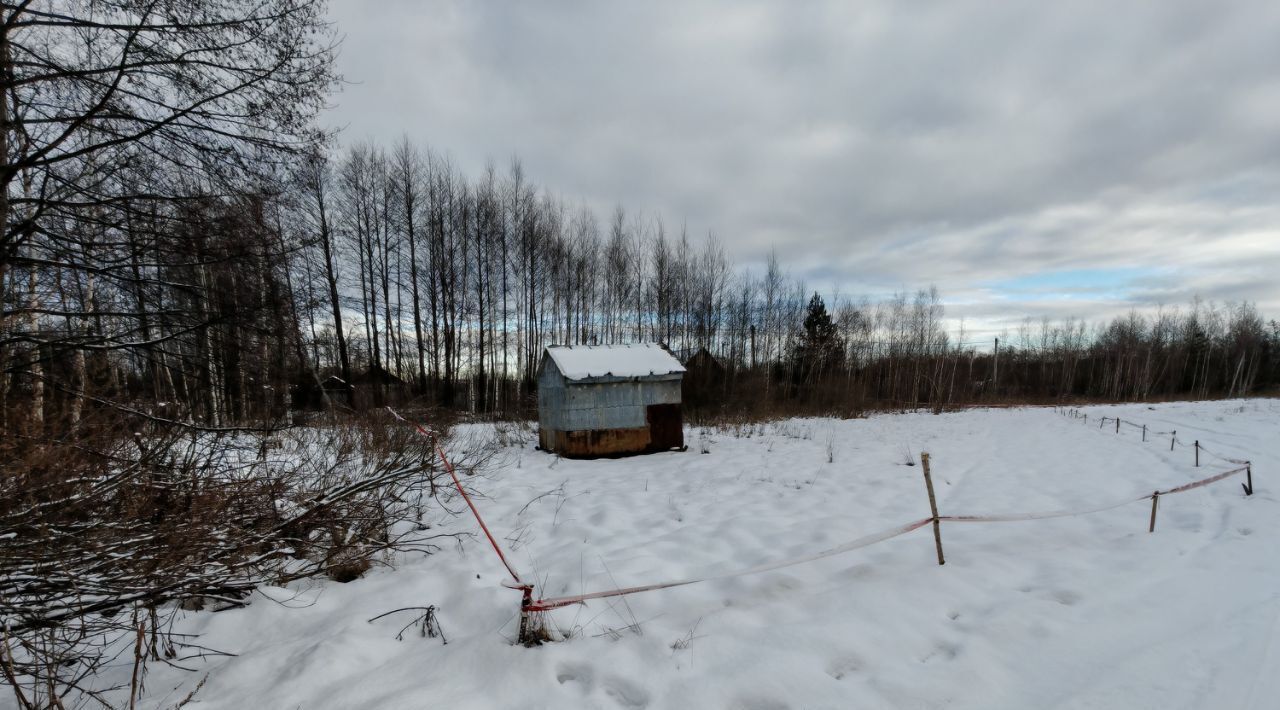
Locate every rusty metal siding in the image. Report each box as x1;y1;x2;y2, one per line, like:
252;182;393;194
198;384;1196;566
541;426;652;457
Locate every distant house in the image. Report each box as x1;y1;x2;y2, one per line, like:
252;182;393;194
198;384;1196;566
319;374;352;408
349;364;407;407
537;343;686;457
681;346;726;409
348;364;404;389
298;365;406;410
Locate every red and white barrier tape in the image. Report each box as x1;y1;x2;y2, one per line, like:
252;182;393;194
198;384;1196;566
1195;443;1251;467
940;496;1143;523
389;408;1250;618
534;464;1249;610
1156;465;1249;495
941;465;1249;523
386;407;530;589
525;517;933;612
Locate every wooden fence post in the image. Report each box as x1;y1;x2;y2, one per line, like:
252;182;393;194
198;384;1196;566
1243;463;1253;496
1142;424;1147;442
1195;440;1200;467
1170;431;1176;451
517;586;534;646
1115;417;1120;434
921;452;945;566
1148;492;1159;533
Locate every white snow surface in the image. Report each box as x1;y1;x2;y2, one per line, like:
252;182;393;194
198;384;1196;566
57;400;1280;710
545;343;685;380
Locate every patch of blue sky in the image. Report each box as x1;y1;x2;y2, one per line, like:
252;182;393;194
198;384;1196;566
986;267;1161;302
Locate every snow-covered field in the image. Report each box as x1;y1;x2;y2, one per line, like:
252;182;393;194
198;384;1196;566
82;400;1280;709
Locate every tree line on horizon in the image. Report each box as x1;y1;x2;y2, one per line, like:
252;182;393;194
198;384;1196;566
3;9;1280;438
6;134;1280;430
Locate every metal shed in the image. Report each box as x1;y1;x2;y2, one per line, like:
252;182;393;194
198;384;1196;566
537;343;686;457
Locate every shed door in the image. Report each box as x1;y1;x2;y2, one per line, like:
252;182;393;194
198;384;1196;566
646;403;683;450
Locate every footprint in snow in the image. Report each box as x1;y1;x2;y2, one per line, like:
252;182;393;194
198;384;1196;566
825;655;863;680
919;641;961;663
602;676;651;709
555;662;595;694
1051;589;1082;606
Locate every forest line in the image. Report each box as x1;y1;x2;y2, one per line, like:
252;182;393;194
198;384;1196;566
5;136;1279;430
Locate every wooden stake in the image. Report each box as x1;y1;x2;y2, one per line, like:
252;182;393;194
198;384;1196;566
1116;417;1120;433
1142;424;1147;442
1170;430;1176;451
1243;463;1253;496
517;586;534;646
920;452;945;566
1195;440;1200;467
1148;492;1159;533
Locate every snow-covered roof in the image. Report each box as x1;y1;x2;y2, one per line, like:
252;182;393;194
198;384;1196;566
544;343;685;381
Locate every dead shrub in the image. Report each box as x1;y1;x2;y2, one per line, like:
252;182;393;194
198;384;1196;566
0;407;468;709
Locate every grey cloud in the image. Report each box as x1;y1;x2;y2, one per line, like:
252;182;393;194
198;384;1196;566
324;0;1280;332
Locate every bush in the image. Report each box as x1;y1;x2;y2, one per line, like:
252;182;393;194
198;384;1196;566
0;408;464;709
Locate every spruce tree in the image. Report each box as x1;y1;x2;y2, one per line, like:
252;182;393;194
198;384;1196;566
799;292;840;379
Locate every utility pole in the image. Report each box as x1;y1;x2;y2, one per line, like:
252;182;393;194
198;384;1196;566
993;337;1000;394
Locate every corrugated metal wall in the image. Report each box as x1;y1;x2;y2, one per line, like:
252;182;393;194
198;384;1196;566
559;379;681;431
537;362;568;430
537;355;680;433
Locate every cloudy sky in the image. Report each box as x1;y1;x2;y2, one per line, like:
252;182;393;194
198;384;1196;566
323;0;1280;339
